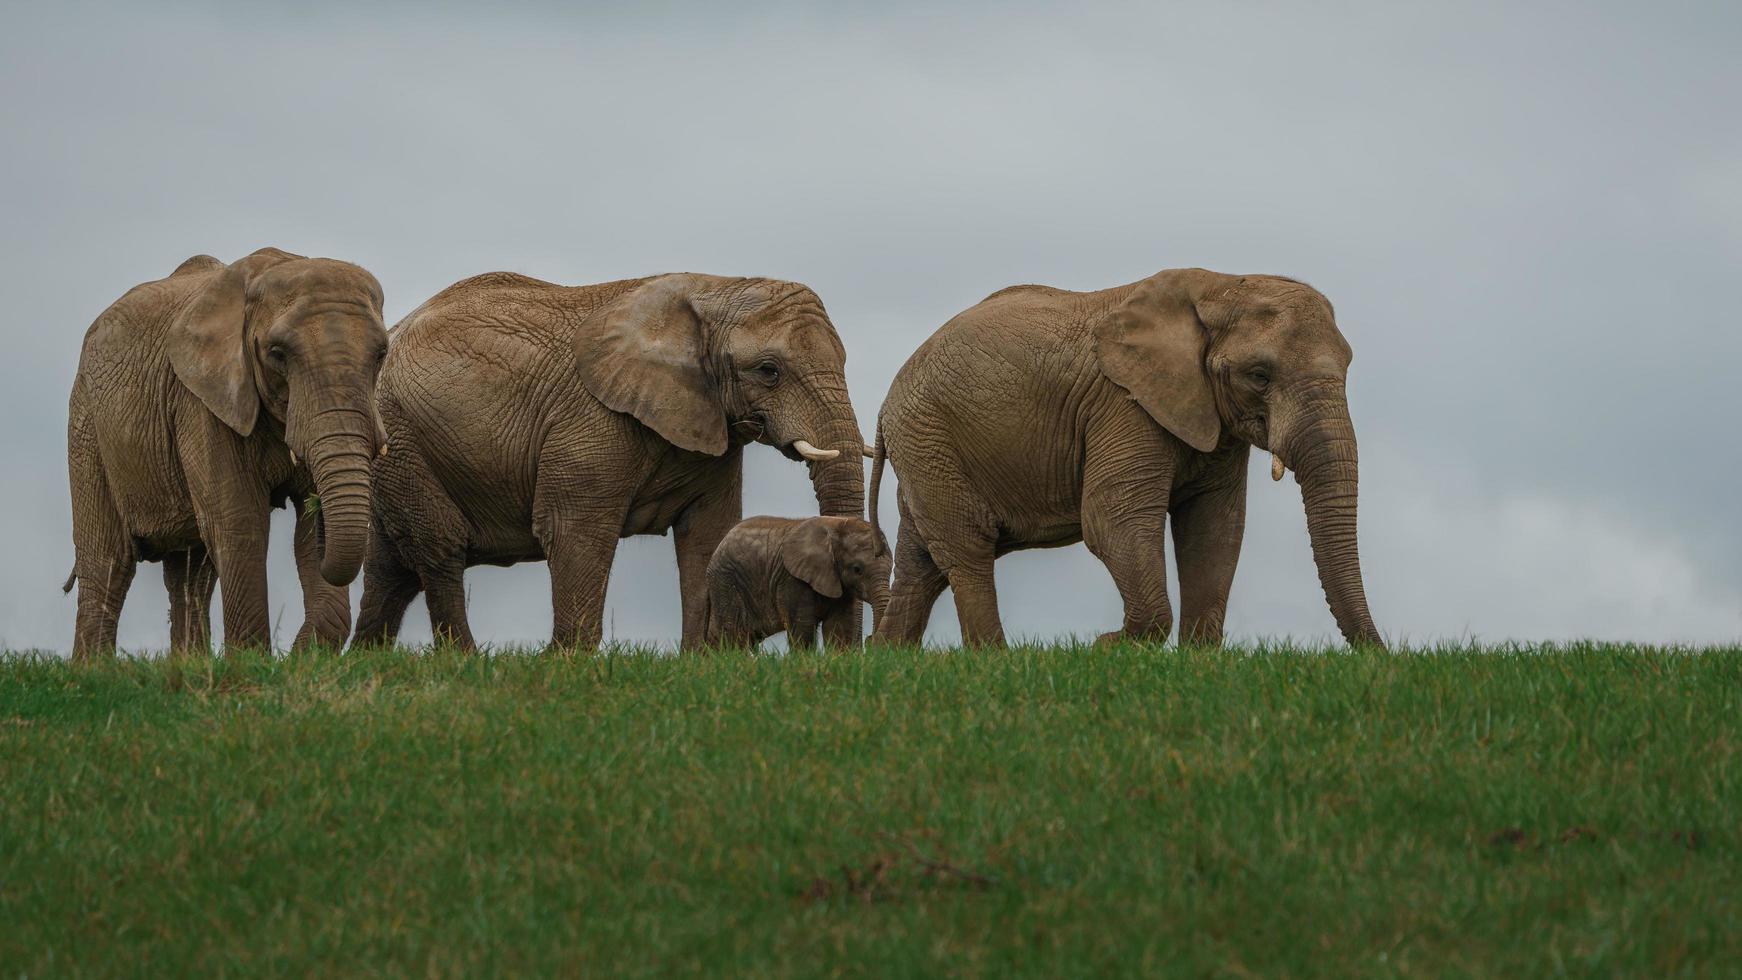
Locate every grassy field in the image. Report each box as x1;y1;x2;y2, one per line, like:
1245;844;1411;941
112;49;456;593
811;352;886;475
1;643;1738;977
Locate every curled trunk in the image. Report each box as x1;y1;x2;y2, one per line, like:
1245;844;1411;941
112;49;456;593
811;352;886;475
1285;398;1383;649
867;582;891;634
297;403;376;587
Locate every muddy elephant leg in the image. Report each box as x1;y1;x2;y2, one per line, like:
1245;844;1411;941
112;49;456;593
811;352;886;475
541;518;622;651
291;497;350;652
1171;460;1248;647
352;525;421;649
674;464;742;652
877;496;950;645
1081;415;1176;645
164;545;215;655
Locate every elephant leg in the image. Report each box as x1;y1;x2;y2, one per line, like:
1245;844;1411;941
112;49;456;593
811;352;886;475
944;546;1004;648
207;513;273;652
673;468;742;652
1081;414;1176;644
877;498;949;645
542;519;622;651
352;525;421;649
785;606;820;652
164;545;215;656
1171;462;1248;647
422;562;476;651
375;446;474;650
69;443;134;660
820;602;859;650
291;497;350;652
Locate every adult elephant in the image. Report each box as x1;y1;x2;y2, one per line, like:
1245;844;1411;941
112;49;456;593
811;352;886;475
351;272;869;651
870;268;1382;649
66;248;389;658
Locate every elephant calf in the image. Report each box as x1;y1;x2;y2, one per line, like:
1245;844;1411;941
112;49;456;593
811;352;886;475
704;516;890;651
66;248;389;658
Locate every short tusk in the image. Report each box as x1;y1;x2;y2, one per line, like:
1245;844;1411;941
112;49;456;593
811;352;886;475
289;449;299;466
862;444;876;458
1271;454;1285;482
377;442;389;459
792;440;840;462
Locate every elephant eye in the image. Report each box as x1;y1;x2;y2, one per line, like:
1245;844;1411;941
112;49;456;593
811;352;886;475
267;343;288;364
752;361;781;386
1246;367;1270;388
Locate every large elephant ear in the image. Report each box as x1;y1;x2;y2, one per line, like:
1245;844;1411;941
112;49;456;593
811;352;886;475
574;275;729;456
1091;269;1225;453
166;265;259;436
782;518;843;599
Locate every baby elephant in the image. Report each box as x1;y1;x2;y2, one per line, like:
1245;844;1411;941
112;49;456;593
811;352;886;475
705;516;891;650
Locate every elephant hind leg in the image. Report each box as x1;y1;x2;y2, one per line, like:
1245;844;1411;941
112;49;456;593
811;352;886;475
164;544;215;656
352;526;421;650
69;454;136;660
876;510;949;646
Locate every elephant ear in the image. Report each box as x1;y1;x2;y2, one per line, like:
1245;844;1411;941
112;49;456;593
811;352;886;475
574;275;729;456
1091;270;1226;453
166;265;259;437
782;518;843;599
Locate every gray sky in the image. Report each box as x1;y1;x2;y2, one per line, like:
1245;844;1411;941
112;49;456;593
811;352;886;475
3;0;1738;651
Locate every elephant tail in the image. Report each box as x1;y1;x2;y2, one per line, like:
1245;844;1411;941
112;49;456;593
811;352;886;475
62;569;77;594
868;426;887;541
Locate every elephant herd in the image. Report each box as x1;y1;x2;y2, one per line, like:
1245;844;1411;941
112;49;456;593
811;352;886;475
64;247;1382;659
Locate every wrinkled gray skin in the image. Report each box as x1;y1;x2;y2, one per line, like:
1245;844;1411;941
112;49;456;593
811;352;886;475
351;272;867;652
66;248;389;659
871;268;1382;649
703;516;891;651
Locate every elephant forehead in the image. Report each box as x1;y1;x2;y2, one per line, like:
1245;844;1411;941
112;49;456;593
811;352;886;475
260;260;382;306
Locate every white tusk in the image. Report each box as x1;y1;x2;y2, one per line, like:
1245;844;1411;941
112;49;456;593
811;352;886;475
1271;454;1285;482
289;450;298;466
862;444;876;458
377;442;389;459
792;440;840;462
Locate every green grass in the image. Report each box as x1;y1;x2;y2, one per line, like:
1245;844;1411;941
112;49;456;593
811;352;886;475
2;643;1738;977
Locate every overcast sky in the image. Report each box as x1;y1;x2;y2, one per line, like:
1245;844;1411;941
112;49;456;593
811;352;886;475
3;1;1738;652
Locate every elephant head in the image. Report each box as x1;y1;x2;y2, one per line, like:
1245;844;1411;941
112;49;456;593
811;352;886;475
166;247;388;587
782;517;892;629
575;274;868;523
1094;268;1382;647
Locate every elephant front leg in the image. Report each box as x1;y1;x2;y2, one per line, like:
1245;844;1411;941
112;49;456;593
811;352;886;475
290;497;351;652
784;605;820;652
206;512;274;651
673;469;742;652
1171;462;1248;647
1081;420;1176;645
542;519;624;651
820;601;861;651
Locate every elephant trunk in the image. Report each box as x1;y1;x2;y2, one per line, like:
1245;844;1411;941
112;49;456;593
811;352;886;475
1283;388;1383;649
800;381;867;644
298;402;376;587
804;384;867;521
867;581;891;634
